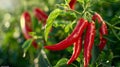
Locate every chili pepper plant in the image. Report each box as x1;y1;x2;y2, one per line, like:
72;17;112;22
20;0;120;67
0;0;120;67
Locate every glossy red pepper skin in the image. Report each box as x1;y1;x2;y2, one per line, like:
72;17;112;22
20;11;38;48
69;0;77;9
33;8;48;25
67;37;82;64
99;21;108;51
92;13;108;51
20;11;32;39
92;12;103;23
84;21;96;67
44;18;88;51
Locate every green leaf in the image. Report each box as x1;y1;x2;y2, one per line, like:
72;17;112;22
77;0;84;5
65;0;70;4
22;39;32;52
55;58;68;67
44;8;62;41
64;24;70;33
32;17;39;31
70;20;76;30
54;58;77;67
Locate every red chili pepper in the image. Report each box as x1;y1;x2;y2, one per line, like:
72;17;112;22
20;11;32;39
44;18;88;51
33;8;48;25
99;21;108;51
69;0;77;9
20;11;38;48
32;40;38;49
84;21;96;67
67;37;82;64
92;12;108;51
92;12;103;23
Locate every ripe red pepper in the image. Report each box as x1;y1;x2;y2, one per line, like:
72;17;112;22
33;8;48;25
44;18;88;51
20;11;38;48
99;21;108;51
84;21;96;67
92;12;108;51
69;0;77;9
67;37;82;64
20;11;32;39
92;12;103;23
32;40;38;48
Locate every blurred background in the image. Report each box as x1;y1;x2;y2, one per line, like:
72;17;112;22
0;0;59;67
0;0;120;67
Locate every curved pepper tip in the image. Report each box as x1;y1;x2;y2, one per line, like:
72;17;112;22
44;46;54;50
67;60;73;65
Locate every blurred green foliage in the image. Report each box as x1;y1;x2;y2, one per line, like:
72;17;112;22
0;0;120;67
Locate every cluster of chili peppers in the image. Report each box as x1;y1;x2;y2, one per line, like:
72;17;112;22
44;0;108;67
20;0;108;66
92;12;108;51
20;8;48;48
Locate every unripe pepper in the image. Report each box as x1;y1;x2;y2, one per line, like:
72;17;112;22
33;8;48;25
44;18;88;51
92;12;108;51
67;37;82;64
69;0;77;9
84;21;96;67
20;11;38;48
